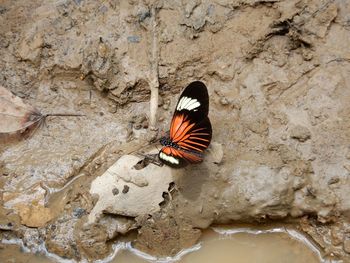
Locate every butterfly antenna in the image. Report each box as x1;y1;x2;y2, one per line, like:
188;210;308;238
126;142;152;155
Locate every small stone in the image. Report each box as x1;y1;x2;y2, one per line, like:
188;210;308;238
281;134;288;141
162;101;170;110
302;48;313;61
131;115;147;130
290;125;311;142
138;9;151;22
330;225;343;246
0;222;13;231
16;204;54;227
122;185;129;194
344;237;350;254
219;97;229;105
328;177;340;185
142;120;149;129
134;123;142;130
18;32;44;63
98;42;109;58
109;104;118;113
112;188;119;195
73;208;86;218
306;186;317;197
71;155;80;161
127;36;141;43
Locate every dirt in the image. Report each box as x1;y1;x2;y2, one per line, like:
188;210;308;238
0;0;350;262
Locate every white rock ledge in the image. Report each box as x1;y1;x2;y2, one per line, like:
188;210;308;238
88;155;174;223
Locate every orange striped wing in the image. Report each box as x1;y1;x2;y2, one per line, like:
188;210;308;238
168;113;212;163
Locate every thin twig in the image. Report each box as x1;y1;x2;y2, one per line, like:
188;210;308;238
45;113;85;117
149;5;159;130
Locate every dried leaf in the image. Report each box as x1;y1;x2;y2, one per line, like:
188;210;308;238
0;86;42;137
0;86;83;140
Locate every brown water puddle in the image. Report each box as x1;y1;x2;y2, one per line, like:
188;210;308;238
0;227;325;263
0;244;48;263
0;228;329;263
116;227;323;263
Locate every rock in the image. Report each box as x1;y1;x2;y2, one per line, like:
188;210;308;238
135;211;201;257
98;215;136;239
290;125;311;142
122;184;130;194
15;204;53;228
17;31;43;63
331;225;343;246
72;208;86;219
303;3;338;39
21;228;44;252
183;0;201;18
88;155;174;223
0;222;13;231
131;114;148;130
221;161;295;219
344;237;350;254
46;217;80;259
127;35;141;43
112;188;119;195
74;223;110;260
3;184;54;228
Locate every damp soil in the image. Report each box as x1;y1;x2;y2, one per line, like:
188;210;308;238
1;0;350;262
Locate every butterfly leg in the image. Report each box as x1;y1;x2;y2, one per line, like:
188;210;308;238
134;153;164;169
148;129;171;144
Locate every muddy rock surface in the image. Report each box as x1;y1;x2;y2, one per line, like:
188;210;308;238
0;0;350;261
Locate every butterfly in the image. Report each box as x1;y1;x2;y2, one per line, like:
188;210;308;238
159;81;212;168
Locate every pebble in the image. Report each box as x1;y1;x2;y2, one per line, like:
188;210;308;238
328;177;340;185
98;43;109;58
219;97;229;105
344;237;350;254
122;185;129;194
73;208;86;218
112;188;119;195
127;36;141;43
290;125;311;142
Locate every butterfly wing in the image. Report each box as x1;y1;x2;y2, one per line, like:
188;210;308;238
159;146;202;167
174;81;209;120
171;114;212;153
159;81;212;167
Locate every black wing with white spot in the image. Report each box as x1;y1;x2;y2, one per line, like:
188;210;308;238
174;81;209;121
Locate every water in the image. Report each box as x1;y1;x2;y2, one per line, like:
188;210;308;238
0;227;324;263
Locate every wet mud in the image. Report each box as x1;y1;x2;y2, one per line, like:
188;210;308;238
0;0;350;262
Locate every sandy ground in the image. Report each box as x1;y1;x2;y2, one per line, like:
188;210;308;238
0;0;350;261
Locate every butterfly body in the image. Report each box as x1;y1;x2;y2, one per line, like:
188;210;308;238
159;81;212;168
